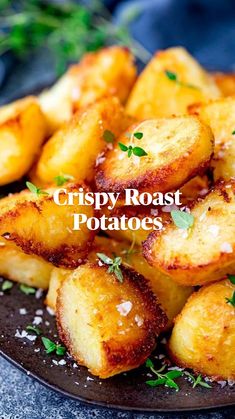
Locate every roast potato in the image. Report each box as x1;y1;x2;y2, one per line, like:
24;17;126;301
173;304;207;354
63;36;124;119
169;279;235;380
0;183;95;268
57;263;167;378
32;97;131;185
0;97;47;186
212;72;235;97
45;267;67;308
0;240;53;289
39;46;136;134
180;175;210;203
126;47;220;119
96;116;214;194
90;237;193;329
143;180;235;285
191;97;235;180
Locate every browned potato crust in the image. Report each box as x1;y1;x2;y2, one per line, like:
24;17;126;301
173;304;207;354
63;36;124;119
0;97;47;185
32;97;131;185
169;279;235;380
96;117;214;194
39;46;136;133
0;183;95;268
126;47;220;119
90;237;193;329
57;263;167;378
212;72;235;97
143;180;235;286
0;240;53;289
180;175;210;203
191;97;235;180
45;267;67;308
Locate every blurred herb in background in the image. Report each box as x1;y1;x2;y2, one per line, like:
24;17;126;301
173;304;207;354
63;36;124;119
0;0;150;74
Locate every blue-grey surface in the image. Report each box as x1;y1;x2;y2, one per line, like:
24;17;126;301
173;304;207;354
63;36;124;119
1;1;235;417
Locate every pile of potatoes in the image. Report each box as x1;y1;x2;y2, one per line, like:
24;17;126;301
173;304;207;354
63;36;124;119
0;45;234;380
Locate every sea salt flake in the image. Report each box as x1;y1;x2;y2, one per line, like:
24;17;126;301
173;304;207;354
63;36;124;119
19;308;27;315
15;329;27;338
162;204;179;213
150;208;158;216
220;242;233;253
58;360;66;366
26;334;37;342
33;316;42;325
35;309;43;315
116;301;133;316
134;314;144;327
35;288;43;299
46;307;55;316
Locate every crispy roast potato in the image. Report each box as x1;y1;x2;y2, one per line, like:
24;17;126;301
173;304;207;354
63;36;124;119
32;97;131;185
212;72;235;97
191;97;235;180
126;47;220;119
0;240;53;289
90;237;193;329
39;46;136;133
57;263;167;378
0;97;47;186
0;183;95;268
96;117;214;194
143;180;235;286
45;267;67;308
169;279;235;380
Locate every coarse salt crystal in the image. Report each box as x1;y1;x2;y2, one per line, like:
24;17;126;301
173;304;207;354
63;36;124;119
15;329;27;338
58;360;66;366
33;316;42;325
35;309;43;315
150;208;158;216
116;301;132;316
19;308;27;315
135;314;144;327
35;288;43;299
46;307;55;316
26;334;37;342
220;242;233;253
208;225;220;237
162;204;179;213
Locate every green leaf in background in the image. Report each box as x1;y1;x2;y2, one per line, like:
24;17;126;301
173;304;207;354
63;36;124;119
103;130;116;144
1;280;13;291
171;210;194;230
133;132;143;140
132;146;148;157
19;284;36;295
228;274;235;284
26;325;42;335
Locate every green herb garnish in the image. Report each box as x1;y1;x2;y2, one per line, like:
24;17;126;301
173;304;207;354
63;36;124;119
26;181;49;196
0;1;150;75
133;132;143;140
171;210;194;230
145;359;182;391
184;371;212;389
26;325;42;336
97;253;123;282
103;130;116;144
228;274;235;284
118;143;147;158
54;174;74;186
226;291;235;307
1;280;13;292
41;337;66;355
122;235;139;261
165;70;199;90
19;284;36;295
232;131;235;135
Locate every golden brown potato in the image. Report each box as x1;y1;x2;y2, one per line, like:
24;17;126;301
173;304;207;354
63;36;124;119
180;175;210;203
191;97;235;180
57;263;167;378
96;117;214;194
45;267;67;308
90;237;193;329
169;279;235;380
0;97;47;186
126;47;220;119
39;46;136;134
32;97;131;185
212;72;235;97
143;180;235;286
0;240;53;289
0;183;95;268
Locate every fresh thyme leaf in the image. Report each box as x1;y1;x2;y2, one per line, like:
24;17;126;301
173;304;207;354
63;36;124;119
226;291;235;307
56;345;66;356
54;174;74;186
232;130;235;135
122;235;139;261
133;146;148;157
165;70;178;81
41;337;56;354
97;253;123;282
184;371;212;388
2;280;13;291
133;132;143;140
145;359;183;391
103;130;115;144
171;210;194;230
197;381;212;389
19;284;36;295
26;325;42;335
118;142;128;152
228;274;235;284
26;181;49;196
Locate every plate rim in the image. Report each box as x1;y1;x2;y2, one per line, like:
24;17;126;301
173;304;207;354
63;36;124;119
1;350;235;413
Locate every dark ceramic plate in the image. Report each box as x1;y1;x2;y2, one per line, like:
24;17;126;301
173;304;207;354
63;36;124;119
0;283;235;412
